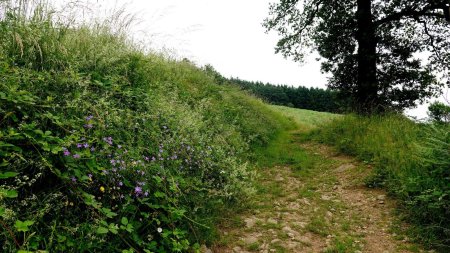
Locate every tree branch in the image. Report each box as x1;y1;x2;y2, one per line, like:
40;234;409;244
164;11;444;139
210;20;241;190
375;3;447;26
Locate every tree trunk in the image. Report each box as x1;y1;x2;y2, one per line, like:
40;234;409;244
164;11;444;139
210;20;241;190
356;0;379;113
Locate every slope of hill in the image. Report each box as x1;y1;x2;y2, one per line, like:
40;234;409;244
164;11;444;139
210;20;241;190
0;5;290;252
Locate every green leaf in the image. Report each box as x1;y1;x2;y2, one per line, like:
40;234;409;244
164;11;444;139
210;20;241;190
101;208;117;218
154;191;166;198
0;171;18;179
14;220;34;232
50;145;63;154
108;223;119;234
6;190;18;198
0;207;5;217
0;188;18;198
109;227;118;234
57;235;67;243
126;223;134;233
96;227;109;234
34;129;44;135
121;217;128;225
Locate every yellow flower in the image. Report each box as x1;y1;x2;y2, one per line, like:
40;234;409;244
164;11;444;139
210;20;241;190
100;186;105;193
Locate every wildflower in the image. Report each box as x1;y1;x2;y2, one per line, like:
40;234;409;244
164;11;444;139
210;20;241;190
71;177;77;182
144;156;150;161
134;186;142;195
118;181;123;186
84;124;93;129
103;137;113;145
157;227;162;233
110;159;116;165
86;115;93;121
73;154;81;159
100;186;105;192
117;145;122;149
63;150;71;156
90;147;95;152
77;143;83;148
88;173;93;178
83;143;89;148
144;191;149;197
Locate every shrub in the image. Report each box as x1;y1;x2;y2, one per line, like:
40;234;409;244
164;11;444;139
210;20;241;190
428;102;450;123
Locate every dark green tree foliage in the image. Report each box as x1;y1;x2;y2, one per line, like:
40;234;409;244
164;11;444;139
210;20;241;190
264;0;450;113
229;77;341;113
428;101;450;122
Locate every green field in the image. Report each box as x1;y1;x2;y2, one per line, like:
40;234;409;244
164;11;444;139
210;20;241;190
268;105;340;130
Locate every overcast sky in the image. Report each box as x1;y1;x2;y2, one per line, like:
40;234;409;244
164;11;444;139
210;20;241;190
52;0;448;119
100;0;328;88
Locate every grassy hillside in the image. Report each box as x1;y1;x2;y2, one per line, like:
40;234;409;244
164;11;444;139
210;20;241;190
312;114;450;250
0;4;290;252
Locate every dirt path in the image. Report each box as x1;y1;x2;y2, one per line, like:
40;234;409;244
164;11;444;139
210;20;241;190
212;135;423;253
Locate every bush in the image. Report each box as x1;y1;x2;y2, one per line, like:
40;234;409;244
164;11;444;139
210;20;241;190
428;102;450;123
0;2;287;252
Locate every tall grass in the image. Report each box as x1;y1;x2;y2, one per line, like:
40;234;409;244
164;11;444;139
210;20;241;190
313;114;450;251
0;2;288;252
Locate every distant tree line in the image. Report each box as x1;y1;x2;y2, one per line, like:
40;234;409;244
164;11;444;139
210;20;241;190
228;78;341;113
202;64;342;113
